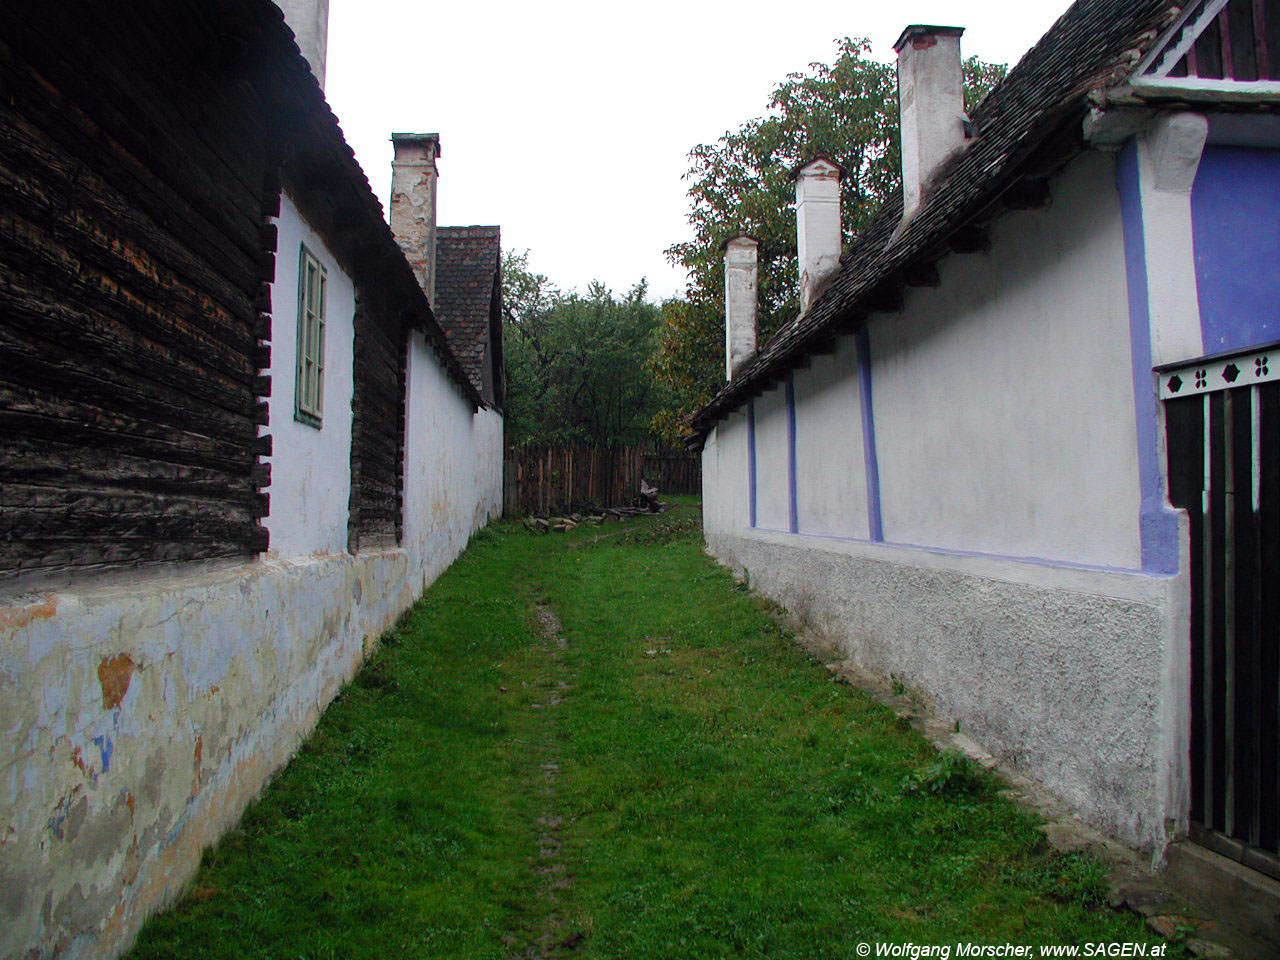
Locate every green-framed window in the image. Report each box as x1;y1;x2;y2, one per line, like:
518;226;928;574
295;244;327;428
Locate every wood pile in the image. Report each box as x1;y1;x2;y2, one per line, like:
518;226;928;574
523;503;669;534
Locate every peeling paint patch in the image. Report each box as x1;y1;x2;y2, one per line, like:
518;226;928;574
47;791;85;841
98;654;135;710
71;746;92;780
93;734;114;773
0;594;57;630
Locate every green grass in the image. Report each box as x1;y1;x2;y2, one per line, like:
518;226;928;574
127;500;1172;959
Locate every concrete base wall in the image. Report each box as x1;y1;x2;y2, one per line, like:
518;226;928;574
1;549;410;957
703;524;1187;855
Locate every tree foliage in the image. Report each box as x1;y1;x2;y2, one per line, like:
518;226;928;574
502;250;667;448
650;38;1006;440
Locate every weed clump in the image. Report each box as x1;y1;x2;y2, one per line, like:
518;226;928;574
900;750;991;798
355;658;400;693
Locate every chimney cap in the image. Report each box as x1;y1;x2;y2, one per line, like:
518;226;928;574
788;155;846;181
720;233;762;251
893;24;964;53
390;131;442;155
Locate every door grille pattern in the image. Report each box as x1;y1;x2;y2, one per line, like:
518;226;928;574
1166;380;1280;878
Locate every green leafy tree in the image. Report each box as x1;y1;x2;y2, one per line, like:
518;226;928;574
502;251;667;447
651;38;1006;440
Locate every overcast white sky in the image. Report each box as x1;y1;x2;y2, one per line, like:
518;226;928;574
325;0;1071;302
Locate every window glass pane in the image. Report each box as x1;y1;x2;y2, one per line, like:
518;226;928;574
295;246;328;424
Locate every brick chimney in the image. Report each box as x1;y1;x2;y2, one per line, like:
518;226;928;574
389;133;441;304
895;25;967;222
276;0;330;89
723;235;760;380
793;157;843;314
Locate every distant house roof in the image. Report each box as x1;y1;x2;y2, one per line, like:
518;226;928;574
689;0;1184;443
435;226;502;393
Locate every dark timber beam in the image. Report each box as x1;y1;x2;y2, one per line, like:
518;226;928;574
903;260;941;287
949;225;991;253
1002;180;1051;210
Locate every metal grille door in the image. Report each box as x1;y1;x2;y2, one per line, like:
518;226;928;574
1164;354;1280;879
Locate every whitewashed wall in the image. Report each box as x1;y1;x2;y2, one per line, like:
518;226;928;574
263;193;356;558
403;327;503;591
1;200;504;960
871;154;1142;568
702;408;752;537
703;149;1188;854
793;336;870;540
753;386;791;531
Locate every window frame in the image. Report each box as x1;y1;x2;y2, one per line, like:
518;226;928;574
294;243;327;428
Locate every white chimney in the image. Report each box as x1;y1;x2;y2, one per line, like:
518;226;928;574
389;133;441;304
794;157;843;313
723;235;760;380
895;25;967;222
277;0;330;89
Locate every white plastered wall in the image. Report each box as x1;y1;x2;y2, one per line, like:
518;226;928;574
703;149;1186;854
872;152;1142;568
752;386;791;531
701;408;751;537
792;336;869;539
402;328;503;591
264;193;356;558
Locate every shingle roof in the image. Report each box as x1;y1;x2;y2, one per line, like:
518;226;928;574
690;0;1182;442
435;226;501;393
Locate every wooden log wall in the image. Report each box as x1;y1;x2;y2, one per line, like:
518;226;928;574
347;296;407;552
506;445;701;517
0;2;275;582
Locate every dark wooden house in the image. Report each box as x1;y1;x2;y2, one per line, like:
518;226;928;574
0;2;504;956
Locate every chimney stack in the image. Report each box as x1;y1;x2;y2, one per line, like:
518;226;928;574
793;157;844;314
723;235;760;380
277;0;330;89
894;25;967;222
389;133;441;305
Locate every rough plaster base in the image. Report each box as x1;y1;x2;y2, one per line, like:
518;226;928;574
1;547;436;960
706;528;1184;854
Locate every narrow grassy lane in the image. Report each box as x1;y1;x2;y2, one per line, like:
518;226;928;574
128;505;1172;960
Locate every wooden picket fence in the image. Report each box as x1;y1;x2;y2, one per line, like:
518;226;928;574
504;444;701;517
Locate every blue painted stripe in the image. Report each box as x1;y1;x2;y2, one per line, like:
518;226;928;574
785;377;799;534
855;327;885;542
1116;143;1180;575
747;399;758;529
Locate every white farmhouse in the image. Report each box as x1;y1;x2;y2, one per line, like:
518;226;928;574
693;0;1280;895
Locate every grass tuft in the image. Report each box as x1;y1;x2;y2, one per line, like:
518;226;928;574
900;750;992;798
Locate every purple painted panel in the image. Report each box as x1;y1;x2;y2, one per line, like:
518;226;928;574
1192;146;1280;353
855;327;884;542
747;400;758;529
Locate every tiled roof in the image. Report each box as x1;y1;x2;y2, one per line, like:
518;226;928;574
435;226;501;393
690;0;1182;440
